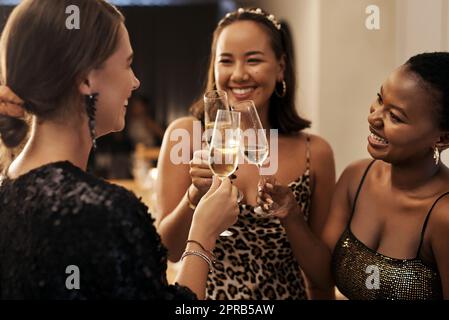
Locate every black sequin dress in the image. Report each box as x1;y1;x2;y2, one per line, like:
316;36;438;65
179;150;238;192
332;160;444;300
0;161;195;300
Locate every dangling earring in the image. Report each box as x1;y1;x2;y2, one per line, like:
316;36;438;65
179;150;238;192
275;80;287;98
85;93;98;150
433;146;440;165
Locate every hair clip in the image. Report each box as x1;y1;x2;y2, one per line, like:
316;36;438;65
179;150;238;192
220;7;282;31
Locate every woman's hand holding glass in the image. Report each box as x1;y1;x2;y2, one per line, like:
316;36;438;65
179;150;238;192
190;176;240;248
257;181;302;225
232;100;274;217
188;150;214;204
208;110;243;236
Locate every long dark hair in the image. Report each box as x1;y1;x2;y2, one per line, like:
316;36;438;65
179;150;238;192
190;7;310;134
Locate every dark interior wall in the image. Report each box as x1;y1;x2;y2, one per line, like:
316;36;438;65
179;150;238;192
120;4;219;126
0;6;13;30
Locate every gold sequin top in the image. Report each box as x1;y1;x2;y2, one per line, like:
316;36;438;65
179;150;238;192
0;161;196;299
331;160;444;300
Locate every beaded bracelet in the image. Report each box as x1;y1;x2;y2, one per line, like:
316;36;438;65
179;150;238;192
181;250;213;272
186;239;216;262
185;188;197;210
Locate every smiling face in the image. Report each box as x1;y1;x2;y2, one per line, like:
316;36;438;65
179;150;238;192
214;20;284;111
82;24;140;137
367;66;442;164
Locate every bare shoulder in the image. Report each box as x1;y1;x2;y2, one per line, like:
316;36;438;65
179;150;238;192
307;133;334;161
340;158;374;181
282;133;333;160
301;134;336;190
159;116;199;163
429;191;449;234
337;158;376;198
427;192;449;269
165;116;198;134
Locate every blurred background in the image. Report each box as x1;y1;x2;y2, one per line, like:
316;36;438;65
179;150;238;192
0;0;448;180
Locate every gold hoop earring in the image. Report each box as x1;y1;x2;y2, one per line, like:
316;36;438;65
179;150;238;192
434;146;440;165
275;80;287;98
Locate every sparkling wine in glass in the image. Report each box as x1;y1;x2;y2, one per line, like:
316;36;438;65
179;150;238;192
232;100;274;217
208;110;241;236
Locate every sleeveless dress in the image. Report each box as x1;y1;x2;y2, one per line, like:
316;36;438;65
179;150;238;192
332;160;444;300
206;136;311;300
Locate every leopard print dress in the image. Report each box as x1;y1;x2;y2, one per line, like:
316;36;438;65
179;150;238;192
206;136;312;300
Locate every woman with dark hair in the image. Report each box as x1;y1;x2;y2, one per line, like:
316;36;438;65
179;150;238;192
260;52;449;300
156;8;335;299
0;0;239;299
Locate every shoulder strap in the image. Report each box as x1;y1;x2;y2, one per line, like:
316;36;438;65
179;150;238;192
305;134;311;172
349;160;376;222
416;191;449;258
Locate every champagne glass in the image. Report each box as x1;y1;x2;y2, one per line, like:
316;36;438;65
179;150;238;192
208;110;241;236
203;90;230;148
232;100;274;217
